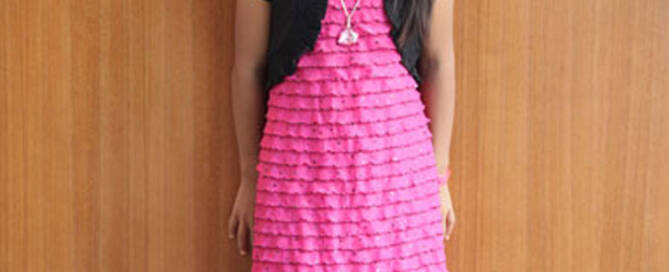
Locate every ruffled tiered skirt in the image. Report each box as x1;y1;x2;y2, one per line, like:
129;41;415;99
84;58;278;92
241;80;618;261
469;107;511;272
252;0;448;271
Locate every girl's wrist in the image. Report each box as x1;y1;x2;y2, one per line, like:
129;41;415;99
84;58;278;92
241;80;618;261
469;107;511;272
437;168;452;186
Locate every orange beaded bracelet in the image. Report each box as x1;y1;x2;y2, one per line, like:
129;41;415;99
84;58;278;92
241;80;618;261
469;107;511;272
438;168;452;186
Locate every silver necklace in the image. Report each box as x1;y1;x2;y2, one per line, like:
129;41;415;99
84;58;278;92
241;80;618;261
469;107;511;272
337;0;361;45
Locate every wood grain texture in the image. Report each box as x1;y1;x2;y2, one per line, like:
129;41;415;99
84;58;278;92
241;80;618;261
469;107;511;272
0;0;666;271
2;0;240;271
449;0;668;271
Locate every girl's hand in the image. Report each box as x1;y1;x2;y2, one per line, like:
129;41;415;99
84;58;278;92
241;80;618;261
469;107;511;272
438;183;456;241
227;176;257;256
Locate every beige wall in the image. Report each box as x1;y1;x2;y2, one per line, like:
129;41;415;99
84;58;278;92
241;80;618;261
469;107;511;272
1;0;667;271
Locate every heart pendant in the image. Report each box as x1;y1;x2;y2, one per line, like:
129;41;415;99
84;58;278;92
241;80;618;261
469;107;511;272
337;27;359;45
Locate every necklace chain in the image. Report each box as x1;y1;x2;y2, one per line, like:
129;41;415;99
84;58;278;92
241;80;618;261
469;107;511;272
340;0;361;29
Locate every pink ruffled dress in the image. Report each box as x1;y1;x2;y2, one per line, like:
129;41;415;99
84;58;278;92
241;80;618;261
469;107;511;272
252;0;448;270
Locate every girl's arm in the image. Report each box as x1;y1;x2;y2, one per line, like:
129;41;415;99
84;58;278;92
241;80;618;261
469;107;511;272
419;0;456;178
231;0;270;182
228;0;270;256
419;0;457;241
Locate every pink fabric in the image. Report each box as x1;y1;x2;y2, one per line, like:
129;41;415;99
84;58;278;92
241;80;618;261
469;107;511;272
252;0;448;270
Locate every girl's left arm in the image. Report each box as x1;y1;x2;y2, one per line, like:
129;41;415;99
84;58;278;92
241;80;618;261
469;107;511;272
419;0;457;240
419;0;456;180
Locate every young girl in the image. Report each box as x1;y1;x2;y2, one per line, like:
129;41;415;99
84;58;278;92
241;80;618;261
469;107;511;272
229;0;456;270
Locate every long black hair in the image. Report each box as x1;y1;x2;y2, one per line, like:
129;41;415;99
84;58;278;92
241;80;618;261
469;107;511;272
396;0;435;49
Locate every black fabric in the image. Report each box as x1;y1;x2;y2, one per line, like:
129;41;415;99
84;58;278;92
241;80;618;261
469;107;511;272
262;0;423;94
263;0;328;94
384;0;423;88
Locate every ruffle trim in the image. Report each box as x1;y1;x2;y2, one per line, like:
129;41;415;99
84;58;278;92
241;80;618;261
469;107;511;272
288;61;409;82
268;86;420;111
272;74;418;96
265;98;425;125
253;199;440;234
259;122;431;152
252;260;446;272
253;218;442;240
312;34;396;53
294;49;402;69
251;226;444;267
263;111;428;139
259;137;433;168
256;164;438;194
255;176;438;209
318;22;392;39
251;234;445;268
251;257;446;272
258;149;433;170
253;224;442;253
259;130;431;156
256;150;435;181
252;195;446;269
252;252;445;271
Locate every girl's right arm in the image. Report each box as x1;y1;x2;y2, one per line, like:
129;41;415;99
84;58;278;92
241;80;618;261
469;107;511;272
228;0;271;257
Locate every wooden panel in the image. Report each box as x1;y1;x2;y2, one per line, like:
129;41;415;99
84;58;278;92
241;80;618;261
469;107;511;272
448;0;668;271
0;0;666;271
1;0;241;271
